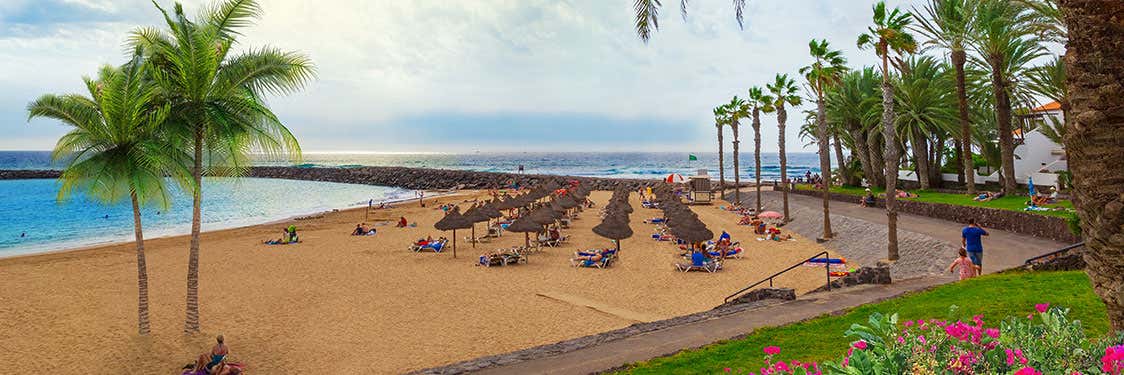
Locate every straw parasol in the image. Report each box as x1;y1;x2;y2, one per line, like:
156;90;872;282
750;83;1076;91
593;216;633;255
462;205;490;248
505;216;542;248
434;207;473;257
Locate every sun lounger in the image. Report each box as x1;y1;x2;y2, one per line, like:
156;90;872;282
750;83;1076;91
478;249;527;267
709;247;743;259
571;249;617;268
410;239;448;253
675;253;722;272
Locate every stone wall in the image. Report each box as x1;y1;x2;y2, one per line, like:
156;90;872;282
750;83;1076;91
0;169;61;179
790;189;1078;243
722;287;796;306
809;265;892;293
1;166;657;191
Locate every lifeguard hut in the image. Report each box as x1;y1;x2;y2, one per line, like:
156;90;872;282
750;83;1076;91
687;169;713;204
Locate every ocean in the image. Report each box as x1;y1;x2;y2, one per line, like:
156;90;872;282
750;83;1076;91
0;151;821;256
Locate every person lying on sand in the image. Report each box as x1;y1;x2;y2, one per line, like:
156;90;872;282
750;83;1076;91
265;229;293;244
353;223;377;236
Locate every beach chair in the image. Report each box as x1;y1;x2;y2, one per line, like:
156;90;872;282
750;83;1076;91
572;249;617;268
709;247;743;259
675;253;722;273
410;239;448;253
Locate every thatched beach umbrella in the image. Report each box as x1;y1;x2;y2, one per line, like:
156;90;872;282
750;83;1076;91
463;205;490;248
593;216;633;256
671;224;713;245
557;194;578;209
434;207;473;258
505;216;542;248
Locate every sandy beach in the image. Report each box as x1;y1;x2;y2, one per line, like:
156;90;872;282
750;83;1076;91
0;189;837;373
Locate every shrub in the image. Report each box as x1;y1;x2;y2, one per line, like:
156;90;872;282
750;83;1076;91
750;304;1122;374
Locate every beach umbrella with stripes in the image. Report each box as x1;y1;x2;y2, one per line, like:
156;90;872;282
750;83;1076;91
434;207;473;258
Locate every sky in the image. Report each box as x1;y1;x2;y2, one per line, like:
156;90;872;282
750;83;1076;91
0;0;939;153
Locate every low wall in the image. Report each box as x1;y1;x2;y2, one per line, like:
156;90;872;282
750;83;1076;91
790;189;1078;243
1;167;657;191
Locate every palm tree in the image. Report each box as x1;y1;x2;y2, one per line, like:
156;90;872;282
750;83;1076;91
828;67;884;188
766;74;801;221
726;96;750;207
914;0;978;195
746;86;773;214
895;56;957;190
1057;0;1124;332
1026;56;1068;127
633;0;751;43
27;54;192;335
131;0;315;333
713;105;728;196
970;0;1044;193
858;1;917;261
800;39;848;240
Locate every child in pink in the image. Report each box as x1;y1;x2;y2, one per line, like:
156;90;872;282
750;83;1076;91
949;247;979;280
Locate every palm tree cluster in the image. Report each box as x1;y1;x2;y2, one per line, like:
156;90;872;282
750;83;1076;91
700;0;1064;259
28;0;314;336
649;0;1124;332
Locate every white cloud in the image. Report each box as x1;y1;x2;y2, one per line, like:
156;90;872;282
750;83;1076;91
3;0;946;152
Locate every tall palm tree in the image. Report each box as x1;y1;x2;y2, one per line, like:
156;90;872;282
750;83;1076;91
713;105;728;195
1057;0;1124;332
800;39;848;240
726;96;749;207
895;56;957;190
1026;56;1069;127
746;86;773;214
914;0;978;195
766;74;801;221
828;67;884;188
858;1;917;261
131;0;315;333
970;0;1044;193
28;54;192;335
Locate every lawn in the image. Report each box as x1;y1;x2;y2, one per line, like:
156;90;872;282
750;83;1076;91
615;271;1108;374
794;184;1075;218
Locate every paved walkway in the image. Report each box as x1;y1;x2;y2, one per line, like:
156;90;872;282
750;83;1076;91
777;190;1068;273
476;278;945;375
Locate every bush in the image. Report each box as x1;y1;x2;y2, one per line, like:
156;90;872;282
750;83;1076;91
739;304;1123;375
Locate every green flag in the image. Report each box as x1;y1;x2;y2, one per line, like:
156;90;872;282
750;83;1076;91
688;154;698;161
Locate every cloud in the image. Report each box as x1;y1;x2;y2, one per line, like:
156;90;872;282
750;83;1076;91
2;0;956;153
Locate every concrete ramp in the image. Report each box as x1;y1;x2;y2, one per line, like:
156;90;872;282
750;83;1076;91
536;292;662;323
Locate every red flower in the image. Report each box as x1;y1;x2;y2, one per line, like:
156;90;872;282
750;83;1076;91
763;346;781;356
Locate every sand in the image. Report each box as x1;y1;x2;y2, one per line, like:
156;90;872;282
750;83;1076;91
0;189;837;374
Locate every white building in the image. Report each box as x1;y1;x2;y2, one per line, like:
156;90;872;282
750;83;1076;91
899;101;1068;189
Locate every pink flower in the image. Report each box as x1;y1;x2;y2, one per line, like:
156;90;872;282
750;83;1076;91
985;328;1000;339
853;340;869;350
1035;303;1050;313
763;346;781;356
725;368;732;373
1015;367;1043;375
1007;349;1017;366
897;336;906;344
773;361;790;372
1103;345;1124;374
904;320;914;328
1016;349;1028;365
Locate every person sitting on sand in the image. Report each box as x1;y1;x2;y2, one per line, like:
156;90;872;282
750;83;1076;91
397;216;408;228
353;223;367;236
207;334;229;369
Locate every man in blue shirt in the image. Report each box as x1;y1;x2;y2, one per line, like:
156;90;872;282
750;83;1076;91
962;218;989;272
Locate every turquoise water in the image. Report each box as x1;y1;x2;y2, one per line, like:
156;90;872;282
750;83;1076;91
0;178;412;257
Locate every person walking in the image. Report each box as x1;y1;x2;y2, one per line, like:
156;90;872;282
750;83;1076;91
961;218;989;273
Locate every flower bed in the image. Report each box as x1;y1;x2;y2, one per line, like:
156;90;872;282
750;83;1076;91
724;304;1123;375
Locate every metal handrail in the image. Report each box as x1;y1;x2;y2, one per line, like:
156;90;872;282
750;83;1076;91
724;251;832;304
1024;242;1085;265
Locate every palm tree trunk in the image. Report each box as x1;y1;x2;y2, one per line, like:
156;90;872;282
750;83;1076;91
185;128;202;334
930;135;946;188
867;130;886;188
849;127;876;187
833;133;847;185
953;139;965;184
953;49;976;195
130;192;151;336
816;94;833;239
732;126;741;206
910;129;931;190
778;105;790;221
990;54;1018;193
881;58;900;261
1059;0;1124;331
717;126;725;195
753;110;763;213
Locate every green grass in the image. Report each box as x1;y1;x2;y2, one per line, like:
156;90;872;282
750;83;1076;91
794;184;1074;218
616;271;1108;374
